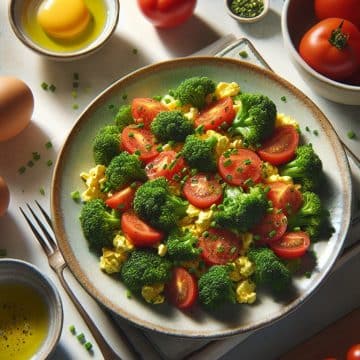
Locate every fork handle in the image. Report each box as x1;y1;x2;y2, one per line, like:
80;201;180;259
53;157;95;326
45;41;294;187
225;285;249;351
55;264;139;360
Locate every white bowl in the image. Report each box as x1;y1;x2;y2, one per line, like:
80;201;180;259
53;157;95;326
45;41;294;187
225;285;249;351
224;0;269;23
8;0;120;61
0;258;63;358
281;0;360;105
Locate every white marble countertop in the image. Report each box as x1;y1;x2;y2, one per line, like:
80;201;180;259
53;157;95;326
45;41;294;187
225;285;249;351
1;1;360;359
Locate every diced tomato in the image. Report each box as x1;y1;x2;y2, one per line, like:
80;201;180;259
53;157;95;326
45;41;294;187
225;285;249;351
270;231;310;259
257;125;299;165
131;98;168;127
165;267;198;310
218;149;262;189
183;173;223;209
121;211;164;246
194;97;235;131
267;181;303;216
198;228;241;266
105;183;140;211
252;210;288;244
145;150;185;180
121;125;159;163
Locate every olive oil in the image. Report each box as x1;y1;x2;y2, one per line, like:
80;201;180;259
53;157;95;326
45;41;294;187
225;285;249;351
0;283;49;360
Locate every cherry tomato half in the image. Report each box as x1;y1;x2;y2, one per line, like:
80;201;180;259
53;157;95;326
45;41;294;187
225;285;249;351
347;343;360;360
137;0;196;28
218;148;262;188
195;97;236;131
315;0;360;30
183;173;223;209
267;181;303;216
145;150;185;180
121;211;164;247
299;18;360;81
252;210;288;244
165;267;198;309
121;125;159;163
198;228;241;266
257;125;299;166
270;231;310;259
131;97;168;127
105;183;140;211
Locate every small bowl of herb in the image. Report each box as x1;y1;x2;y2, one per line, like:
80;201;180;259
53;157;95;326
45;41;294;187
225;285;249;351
225;0;269;23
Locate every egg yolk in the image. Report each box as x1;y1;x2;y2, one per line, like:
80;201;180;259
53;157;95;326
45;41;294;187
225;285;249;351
37;0;91;40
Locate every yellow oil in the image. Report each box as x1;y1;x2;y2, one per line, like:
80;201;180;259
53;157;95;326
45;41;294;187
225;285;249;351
21;0;107;53
0;283;49;360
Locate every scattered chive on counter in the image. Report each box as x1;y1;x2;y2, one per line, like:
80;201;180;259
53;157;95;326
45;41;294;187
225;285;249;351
69;325;93;352
239;50;248;58
347;130;357;139
39;187;45;196
230;0;264;18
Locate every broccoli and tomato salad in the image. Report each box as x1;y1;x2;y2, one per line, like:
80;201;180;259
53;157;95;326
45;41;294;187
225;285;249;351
77;76;333;310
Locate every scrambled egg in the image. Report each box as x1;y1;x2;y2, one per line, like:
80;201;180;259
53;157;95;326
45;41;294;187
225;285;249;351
240;232;254;256
183;107;199;121
141;283;165;304
179;204;214;236
265;174;293;184
202;130;230;157
275;113;299;129
215;82;240;99
161;94;181;111
157;243;168;257
230;256;255;281
235;279;257;304
261;161;279;179
99;234;133;274
80;165;107;201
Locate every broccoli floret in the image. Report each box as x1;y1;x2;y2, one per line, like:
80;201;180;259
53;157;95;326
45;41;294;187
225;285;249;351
247;247;291;292
150;110;194;142
103;152;147;192
133;177;188;231
288;191;333;241
114;104;134;131
92;125;120;166
198;265;236;308
166;229;202;261
79;199;119;253
182;135;218;172
280;144;323;192
121;249;172;293
170;76;216;109
214;186;269;232
229;93;277;146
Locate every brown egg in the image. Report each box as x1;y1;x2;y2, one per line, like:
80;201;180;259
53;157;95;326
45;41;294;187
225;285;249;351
0;176;10;217
0;77;34;142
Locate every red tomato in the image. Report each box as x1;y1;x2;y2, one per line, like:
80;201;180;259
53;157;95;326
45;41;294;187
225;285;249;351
299;18;360;81
121;125;159;163
121;211;164;246
252;210;288;244
183;173;223;209
347;344;360;360
198;228;241;266
194;97;236;131
314;0;360;30
218;149;262;188
270;231;310;259
165;267;198;309
105;184;140;211
137;0;196;28
257;125;299;165
145;150;185;180
267;182;303;216
131;98;167;127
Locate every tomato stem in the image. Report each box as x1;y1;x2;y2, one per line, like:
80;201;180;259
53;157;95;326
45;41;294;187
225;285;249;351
328;20;349;50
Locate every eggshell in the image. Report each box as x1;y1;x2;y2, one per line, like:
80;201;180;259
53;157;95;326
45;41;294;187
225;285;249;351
0;77;34;142
0;176;10;217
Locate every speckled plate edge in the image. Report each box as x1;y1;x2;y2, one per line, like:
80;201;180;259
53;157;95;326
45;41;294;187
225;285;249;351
51;57;352;339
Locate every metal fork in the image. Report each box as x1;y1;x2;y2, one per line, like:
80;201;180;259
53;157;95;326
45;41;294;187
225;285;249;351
20;201;140;360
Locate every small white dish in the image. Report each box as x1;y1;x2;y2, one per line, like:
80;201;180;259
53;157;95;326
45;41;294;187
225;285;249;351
224;0;269;23
0;258;63;359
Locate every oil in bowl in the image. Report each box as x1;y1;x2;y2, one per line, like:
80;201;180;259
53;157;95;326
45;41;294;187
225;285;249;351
21;0;107;53
0;259;63;360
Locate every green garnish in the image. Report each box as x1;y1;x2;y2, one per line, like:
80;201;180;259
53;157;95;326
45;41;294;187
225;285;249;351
41;82;48;90
84;342;93;351
72;104;79;110
27;160;34;168
46;160;53;167
73;73;79;81
347;130;357;139
77;333;86;343
239;50;248;58
32;152;40;161
49;84;56;92
71;90;78;98
126;290;132;299
39;187;45;196
69;325;76;334
45;141;53;149
313;129;319;136
71;190;81;202
122;94;128;100
305;126;310;132
132;48;138;55
280;96;287;102
230;0;264;18
18;166;26;174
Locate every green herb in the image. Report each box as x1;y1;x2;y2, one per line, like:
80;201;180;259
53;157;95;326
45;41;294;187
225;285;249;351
39;187;45;196
226;174;233;181
71;90;78;98
313;129;319;136
18;166;26;174
41;82;49;90
72;82;79;89
239;50;248;58
134;150;141;156
77;333;86;344
84;342;93;351
253;234;260;241
202;231;209;238
230;0;264;18
132;48;138;55
280;96;287;102
46;160;53;167
223;159;232;167
268;230;276;238
71;190;81;202
156;145;163;152
27;160;34;168
72;104;79;110
243;159;251;165
73;73;79;81
49;84;56;92
305;271;312;278
69;325;76;334
45;141;53;149
32;152;40;161
126;290;132;299
305;126;310;132
108;104;115;110
0;249;7;257
347;130;357;139
122;94;128;100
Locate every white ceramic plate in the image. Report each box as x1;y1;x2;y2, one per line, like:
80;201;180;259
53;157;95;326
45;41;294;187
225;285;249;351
51;57;352;338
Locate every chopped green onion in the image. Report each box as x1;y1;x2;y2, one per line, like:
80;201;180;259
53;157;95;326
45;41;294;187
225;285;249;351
18;166;26;174
72;104;79;110
77;333;86;343
313;129;319;136
239;50;248;58
32;152;40;161
71;90;78;98
39;187;45;196
45;141;53;149
27;160;34;168
132;48;138;55
71;190;81;202
73;72;79;81
84;342;93;351
41;82;49;90
49;84;56;92
122;94;128;100
126;290;132;299
280;96;287;102
69;325;76;334
305;126;310;132
46;160;53;167
347;130;357;139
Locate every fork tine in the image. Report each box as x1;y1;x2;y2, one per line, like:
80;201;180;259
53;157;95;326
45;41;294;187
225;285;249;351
25;203;57;252
20;206;52;256
34;200;58;249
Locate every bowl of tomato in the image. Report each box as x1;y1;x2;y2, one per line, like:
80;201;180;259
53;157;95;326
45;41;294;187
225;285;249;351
51;57;352;338
281;0;360;105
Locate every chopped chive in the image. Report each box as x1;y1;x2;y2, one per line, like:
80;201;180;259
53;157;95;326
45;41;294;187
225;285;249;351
223;159;232;167
244;178;254;187
45;141;53;149
134;150;141;156
69;325;76;334
49;84;56;92
253;235;260;241
32;152;40;161
71;90;78;98
0;249;7;257
41;82;49;90
132;48;138;54
156;145;163;152
190;168;198;176
77;333;86;343
72;82;79;89
347;130;357;139
313;129;319;136
122;94;128;100
268;230;276;238
39;187;45;196
27;160;34;168
226;174;233;181
202;231;209;238
18;166;26;174
239;50;248;58
305;126;310;132
126;290;132;299
71;190;81;202
230;246;237;254
72;104;79;110
243;159;251;165
280;96;287;102
108;104;115;110
173;174;180;181
73;72;79;81
84;342;93;351
46;160;53;167
128;132;135;138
